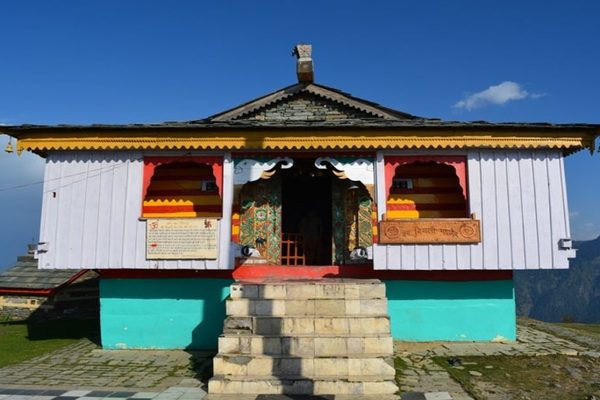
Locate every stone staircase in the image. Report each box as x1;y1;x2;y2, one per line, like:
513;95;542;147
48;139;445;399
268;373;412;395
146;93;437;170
208;279;398;397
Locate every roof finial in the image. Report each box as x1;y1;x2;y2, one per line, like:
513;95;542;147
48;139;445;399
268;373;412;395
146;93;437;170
293;44;313;83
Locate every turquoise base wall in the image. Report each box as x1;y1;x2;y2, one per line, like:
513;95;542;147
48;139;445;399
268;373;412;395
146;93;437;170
99;278;232;349
385;279;516;341
99;277;516;349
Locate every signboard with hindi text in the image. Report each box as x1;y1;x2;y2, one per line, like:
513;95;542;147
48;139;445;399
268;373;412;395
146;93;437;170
146;218;219;259
379;218;481;244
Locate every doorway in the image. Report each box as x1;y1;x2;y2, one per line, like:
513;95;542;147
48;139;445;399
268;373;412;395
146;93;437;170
281;158;332;265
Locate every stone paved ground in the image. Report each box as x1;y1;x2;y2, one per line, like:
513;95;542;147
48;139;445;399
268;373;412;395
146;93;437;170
0;340;214;391
395;323;600;400
1;320;599;400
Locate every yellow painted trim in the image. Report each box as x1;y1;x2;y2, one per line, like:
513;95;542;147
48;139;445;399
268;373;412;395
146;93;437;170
141;212;222;218
143;197;221;206
14;129;595;152
388;194;465;204
385;210;468;219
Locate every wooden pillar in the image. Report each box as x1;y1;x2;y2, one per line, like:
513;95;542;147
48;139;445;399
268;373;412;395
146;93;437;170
218;152;234;269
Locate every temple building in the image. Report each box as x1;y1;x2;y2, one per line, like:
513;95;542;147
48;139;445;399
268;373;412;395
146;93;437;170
3;45;598;396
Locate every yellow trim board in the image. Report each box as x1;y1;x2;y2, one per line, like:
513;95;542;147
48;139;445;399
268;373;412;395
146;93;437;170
15;129;595;153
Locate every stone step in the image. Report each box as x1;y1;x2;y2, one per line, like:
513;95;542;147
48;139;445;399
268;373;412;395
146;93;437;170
224;315;391;335
226;298;388;317
213;354;396;378
208;375;398;395
205;394;399;400
218;334;393;356
230;280;386;300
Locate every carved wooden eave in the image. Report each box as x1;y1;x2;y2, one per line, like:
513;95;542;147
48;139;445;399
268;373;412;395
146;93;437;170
3;80;598;156
4;126;597;156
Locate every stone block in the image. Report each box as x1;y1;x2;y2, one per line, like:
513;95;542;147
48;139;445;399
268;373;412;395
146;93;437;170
345;300;361;315
260;284;286;299
359;358;395;377
218;336;240;354
285;299;315;315
290;379;315;394
344;284;361;299
315;284;345;299
313;380;362;395
363;336;393;354
286;284;317;300
277;357;313;375
241;380;280;394
313;358;348;376
247;357;273;375
254;317;284;335
350;317;389;334
255;299;285;316
359;283;386;299
223;316;253;333
251;337;282;355
362;380;398;394
360;299;388;315
315;299;345;315
314;317;349;335
281;337;314;356
347;337;364;354
226;299;253;316
239;336;251;353
213;357;247;375
283;318;314;335
315;337;347;356
207;378;223;393
234;284;258;299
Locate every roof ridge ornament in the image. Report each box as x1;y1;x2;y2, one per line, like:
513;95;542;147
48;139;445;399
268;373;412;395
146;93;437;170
293;44;314;83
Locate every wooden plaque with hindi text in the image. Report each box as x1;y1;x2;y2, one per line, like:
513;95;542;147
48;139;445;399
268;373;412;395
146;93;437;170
379;219;481;244
146;218;219;259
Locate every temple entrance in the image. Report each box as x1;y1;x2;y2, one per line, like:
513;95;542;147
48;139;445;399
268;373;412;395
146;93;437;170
235;155;375;267
281;159;332;265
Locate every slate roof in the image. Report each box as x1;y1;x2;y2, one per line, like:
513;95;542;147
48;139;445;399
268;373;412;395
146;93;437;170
0;252;84;291
204;82;421;122
2;81;599;151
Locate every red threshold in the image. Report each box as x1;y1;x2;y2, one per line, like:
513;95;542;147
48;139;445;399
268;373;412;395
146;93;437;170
98;265;512;282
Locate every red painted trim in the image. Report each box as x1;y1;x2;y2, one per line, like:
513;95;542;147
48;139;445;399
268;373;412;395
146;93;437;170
97;267;512;282
390;187;463;195
142;156;224;205
142;205;223;213
0;287;53;295
0;269;89;296
98;269;233;279
384;156;468;200
387;203;467;211
146;189;219;196
232;265;511;281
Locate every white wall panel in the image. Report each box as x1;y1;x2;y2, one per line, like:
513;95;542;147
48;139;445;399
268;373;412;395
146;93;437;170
373;149;575;270
38;149;574;271
39;151;227;270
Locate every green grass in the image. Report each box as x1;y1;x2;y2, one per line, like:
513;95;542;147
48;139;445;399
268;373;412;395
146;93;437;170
0;319;99;368
393;356;410;394
554;322;600;338
433;354;600;400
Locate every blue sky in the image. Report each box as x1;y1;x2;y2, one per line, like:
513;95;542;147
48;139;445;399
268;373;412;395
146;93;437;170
0;1;599;269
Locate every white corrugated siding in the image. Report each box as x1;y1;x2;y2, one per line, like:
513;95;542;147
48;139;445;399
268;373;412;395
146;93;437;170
38;151;232;270
373;149;575;270
38;149;574;270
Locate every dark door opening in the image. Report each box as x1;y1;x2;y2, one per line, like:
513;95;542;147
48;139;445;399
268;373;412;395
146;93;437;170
281;159;332;266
